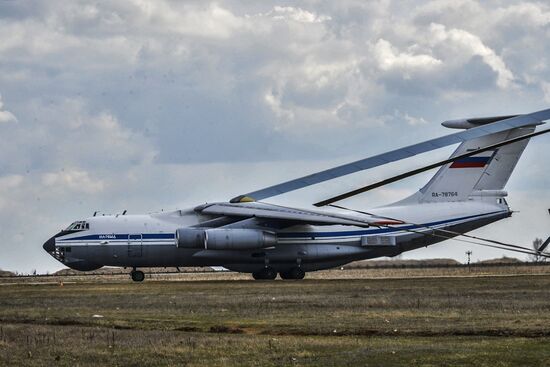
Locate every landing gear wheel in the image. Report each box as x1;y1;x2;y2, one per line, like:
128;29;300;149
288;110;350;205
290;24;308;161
280;267;305;280
279;270;291;280
290;267;305;280
130;269;145;282
263;267;277;280
252;267;277;280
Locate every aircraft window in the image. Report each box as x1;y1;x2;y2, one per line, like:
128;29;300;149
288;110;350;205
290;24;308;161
65;221;90;231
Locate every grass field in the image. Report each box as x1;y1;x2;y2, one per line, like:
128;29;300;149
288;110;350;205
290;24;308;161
1;269;550;366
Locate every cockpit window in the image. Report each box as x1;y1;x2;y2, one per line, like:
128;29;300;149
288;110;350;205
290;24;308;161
65;221;90;231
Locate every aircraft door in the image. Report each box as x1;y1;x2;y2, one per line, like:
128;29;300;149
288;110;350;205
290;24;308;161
128;234;143;257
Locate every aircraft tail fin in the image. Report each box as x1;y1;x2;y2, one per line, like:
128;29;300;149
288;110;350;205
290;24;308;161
397;125;536;204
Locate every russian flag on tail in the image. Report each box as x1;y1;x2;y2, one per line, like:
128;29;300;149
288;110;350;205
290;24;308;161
450;151;495;168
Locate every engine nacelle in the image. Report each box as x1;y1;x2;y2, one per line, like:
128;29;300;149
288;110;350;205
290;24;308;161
176;228;206;248
176;228;277;250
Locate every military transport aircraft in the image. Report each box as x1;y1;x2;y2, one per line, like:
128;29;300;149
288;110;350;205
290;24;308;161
43;109;550;281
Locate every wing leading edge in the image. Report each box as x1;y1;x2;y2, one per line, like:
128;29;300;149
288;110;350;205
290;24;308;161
231;108;550;203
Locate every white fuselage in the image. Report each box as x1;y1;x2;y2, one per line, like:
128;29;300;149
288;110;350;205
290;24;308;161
47;199;511;273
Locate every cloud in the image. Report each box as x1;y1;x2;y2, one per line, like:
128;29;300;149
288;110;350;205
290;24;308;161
264;88;295;123
134;2;245;39
0;97;156;174
373;39;442;73
542;82;550;104
428;23;514;89
494;3;550;28
268;6;331;23
395;110;428;126
0;94;17;123
42;170;106;194
0;175;24;211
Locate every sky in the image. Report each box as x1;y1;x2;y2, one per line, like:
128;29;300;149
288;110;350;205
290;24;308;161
0;0;549;273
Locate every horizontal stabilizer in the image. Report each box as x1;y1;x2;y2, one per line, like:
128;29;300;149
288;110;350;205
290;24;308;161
442;115;520;129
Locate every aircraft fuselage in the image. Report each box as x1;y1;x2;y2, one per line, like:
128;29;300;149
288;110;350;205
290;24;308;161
44;200;511;276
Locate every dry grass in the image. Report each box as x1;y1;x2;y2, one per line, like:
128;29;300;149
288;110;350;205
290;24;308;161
1;268;550;365
4;263;550;284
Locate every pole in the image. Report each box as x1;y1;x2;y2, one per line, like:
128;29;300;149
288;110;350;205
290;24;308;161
466;251;472;272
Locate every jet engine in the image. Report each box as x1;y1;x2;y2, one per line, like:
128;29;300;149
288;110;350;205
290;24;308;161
176;228;277;250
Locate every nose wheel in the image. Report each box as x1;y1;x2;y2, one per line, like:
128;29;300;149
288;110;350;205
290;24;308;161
130;268;145;282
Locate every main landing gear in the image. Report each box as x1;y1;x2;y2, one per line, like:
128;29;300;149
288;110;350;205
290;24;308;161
251;267;306;280
252;267;277;280
130;268;145;282
279;267;305;280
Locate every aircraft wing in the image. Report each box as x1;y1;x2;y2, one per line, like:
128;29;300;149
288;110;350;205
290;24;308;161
194;202;389;227
231;108;550;203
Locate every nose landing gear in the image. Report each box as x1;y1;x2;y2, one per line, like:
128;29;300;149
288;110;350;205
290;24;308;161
130;268;145;282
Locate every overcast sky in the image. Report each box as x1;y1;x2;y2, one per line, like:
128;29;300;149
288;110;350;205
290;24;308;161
1;0;549;273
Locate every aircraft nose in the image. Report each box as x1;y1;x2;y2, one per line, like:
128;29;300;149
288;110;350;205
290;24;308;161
43;236;56;252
